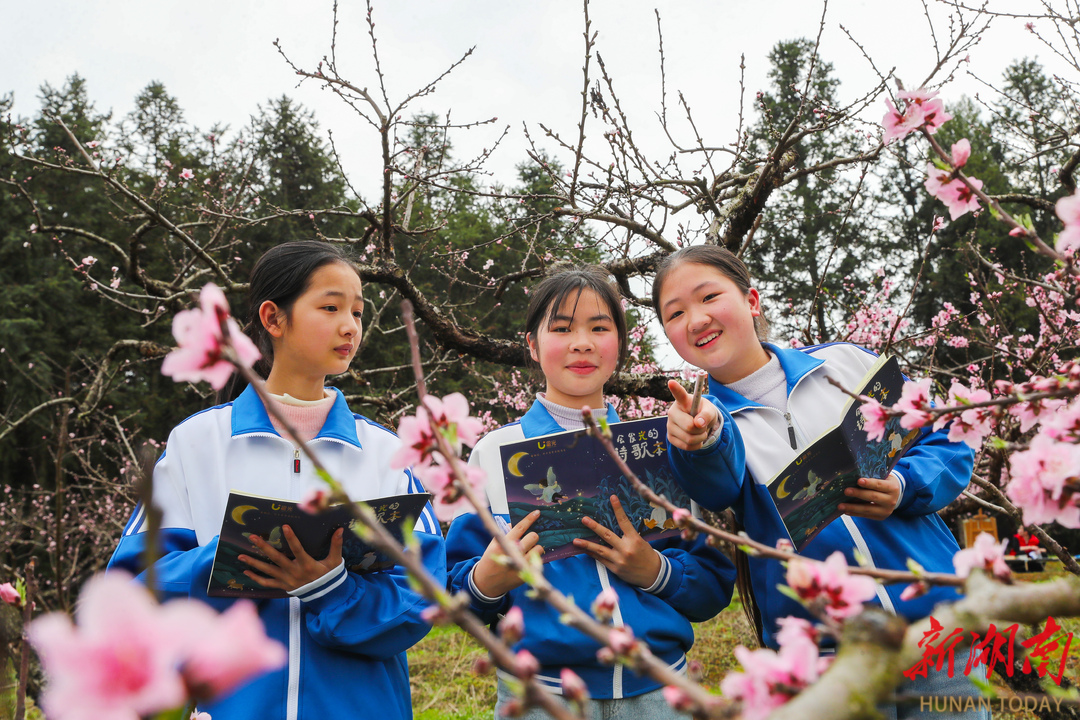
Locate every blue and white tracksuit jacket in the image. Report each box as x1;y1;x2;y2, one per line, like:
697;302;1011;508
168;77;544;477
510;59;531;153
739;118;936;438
108;384;446;720
446;401;735;699
668;343;973;649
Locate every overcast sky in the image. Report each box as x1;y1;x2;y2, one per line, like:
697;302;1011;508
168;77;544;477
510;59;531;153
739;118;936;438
2;1;1061;366
4;0;1056;198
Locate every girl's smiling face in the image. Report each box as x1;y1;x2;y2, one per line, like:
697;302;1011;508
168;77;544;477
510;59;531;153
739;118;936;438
658;261;769;384
527;287;620;410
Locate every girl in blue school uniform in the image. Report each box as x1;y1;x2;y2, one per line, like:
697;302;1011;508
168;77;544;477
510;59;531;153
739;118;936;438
446;265;735;719
109;240;445;720
653;244;987;720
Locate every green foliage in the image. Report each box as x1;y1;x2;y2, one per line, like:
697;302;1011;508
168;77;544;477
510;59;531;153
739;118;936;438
745;40;890;342
994;58;1072;206
0;75;144;490
248;96;350;240
119;81;198;176
906;99;1025;330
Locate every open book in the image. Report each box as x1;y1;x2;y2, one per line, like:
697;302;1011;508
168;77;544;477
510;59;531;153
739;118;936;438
493;416;697;562
768;355;919;551
208;490;430;598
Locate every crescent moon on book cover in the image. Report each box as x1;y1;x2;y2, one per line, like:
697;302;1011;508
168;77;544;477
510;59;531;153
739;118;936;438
231;505;258;525
774;476;791;499
507;452;529;477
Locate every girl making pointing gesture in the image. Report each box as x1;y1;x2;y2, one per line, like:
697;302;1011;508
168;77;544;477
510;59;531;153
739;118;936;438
654;245;985;720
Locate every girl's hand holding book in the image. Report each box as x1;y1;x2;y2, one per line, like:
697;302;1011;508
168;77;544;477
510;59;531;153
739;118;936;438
838;476;902;521
239;525;345;592
666;379;719;452
472;510;544;598
574;496;662;589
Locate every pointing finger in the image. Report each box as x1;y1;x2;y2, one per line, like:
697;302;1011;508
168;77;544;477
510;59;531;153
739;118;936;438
668;379;693;410
689;372;707;416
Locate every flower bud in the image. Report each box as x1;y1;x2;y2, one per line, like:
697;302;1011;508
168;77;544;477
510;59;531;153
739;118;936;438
560;668;589;702
515;649;540;679
591;588;619;623
0;582;23;608
663;685;694;712
420;605;449;626
899;581;929;601
607;627;637;655
472;655;494;676
298;488;330;514
499;607;525;645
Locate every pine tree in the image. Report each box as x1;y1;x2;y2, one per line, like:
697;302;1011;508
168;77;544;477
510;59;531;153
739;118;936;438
745;40;889;342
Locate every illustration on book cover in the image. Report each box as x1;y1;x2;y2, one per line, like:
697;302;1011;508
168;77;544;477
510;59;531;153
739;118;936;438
499;417;695;562
769;355;918;551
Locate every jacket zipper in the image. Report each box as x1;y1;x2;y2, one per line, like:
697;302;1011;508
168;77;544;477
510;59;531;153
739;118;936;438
595;561;625;698
286;597;301;720
231;432;359;720
783;412;798;450
731;369;815;449
779;368;817;449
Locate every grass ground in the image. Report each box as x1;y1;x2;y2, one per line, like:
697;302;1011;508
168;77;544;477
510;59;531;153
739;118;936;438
410;568;1079;720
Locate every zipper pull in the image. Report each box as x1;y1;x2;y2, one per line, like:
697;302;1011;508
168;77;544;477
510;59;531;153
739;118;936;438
783;412;797;450
293;449;301;473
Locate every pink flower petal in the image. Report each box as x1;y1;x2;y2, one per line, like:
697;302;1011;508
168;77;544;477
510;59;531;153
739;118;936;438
950;138;971;168
0;582;21;607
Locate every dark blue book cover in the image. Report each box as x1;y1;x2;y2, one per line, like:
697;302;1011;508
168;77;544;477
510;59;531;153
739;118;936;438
769;355;919;551
497;417;695;562
208;491;430;598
